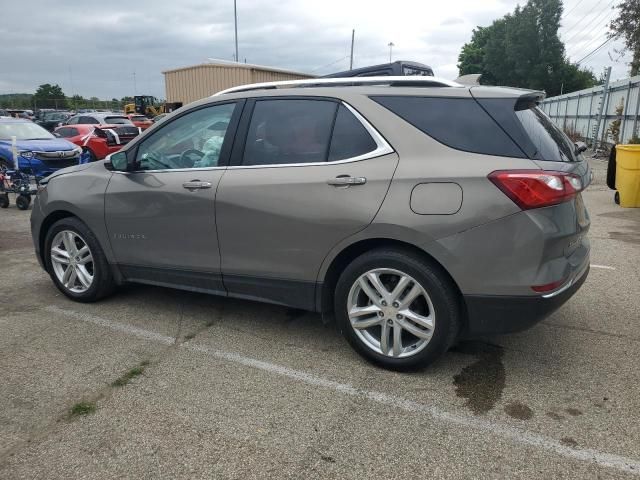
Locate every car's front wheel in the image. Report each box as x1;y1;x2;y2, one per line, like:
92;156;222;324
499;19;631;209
334;248;460;370
45;217;115;302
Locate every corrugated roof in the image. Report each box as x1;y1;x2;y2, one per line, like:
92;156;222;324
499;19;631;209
162;59;315;78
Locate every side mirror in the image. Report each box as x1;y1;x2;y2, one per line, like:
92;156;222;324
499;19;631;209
575;141;587;154
108;151;129;171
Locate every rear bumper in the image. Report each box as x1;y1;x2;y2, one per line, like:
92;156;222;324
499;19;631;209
462;264;589;337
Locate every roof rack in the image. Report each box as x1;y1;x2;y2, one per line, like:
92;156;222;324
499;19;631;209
213;76;463;96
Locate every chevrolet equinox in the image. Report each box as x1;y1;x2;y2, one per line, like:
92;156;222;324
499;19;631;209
31;77;591;370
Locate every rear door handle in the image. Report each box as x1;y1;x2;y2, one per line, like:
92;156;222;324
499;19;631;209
327;176;367;187
182;180;213;190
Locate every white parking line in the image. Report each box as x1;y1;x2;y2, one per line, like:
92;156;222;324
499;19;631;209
591;264;616;270
46;305;640;476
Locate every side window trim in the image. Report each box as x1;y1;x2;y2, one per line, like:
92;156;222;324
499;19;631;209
228;98;393;169
124;99;245;173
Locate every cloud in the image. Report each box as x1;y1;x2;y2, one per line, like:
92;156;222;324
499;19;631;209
0;0;632;99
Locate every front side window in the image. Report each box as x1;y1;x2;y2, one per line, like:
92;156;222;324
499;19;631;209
243;99;337;166
56;127;73;138
66;116;79;125
79;116;99;124
135;103;235;171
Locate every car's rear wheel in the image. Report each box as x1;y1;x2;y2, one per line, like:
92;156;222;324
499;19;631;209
45;217;115;302
334;248;460;370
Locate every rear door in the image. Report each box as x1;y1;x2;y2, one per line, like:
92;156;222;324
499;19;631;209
104;100;242;293
216;97;398;309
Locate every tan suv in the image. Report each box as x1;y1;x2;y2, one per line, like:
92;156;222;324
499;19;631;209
31;77;591;370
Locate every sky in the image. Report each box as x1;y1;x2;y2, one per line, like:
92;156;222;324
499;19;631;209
0;0;632;100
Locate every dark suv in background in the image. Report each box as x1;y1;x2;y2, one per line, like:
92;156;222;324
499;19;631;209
31;76;590;370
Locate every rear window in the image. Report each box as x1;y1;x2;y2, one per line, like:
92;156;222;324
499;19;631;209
515;106;578;162
104;116;132;125
371;96;524;158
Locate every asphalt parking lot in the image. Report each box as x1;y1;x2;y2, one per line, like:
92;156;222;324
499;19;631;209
1;157;639;479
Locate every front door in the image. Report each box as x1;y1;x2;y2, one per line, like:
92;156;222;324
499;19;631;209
104;101;241;293
216;98;398;308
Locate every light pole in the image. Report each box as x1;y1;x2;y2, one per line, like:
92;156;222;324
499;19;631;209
388;42;394;62
234;0;239;62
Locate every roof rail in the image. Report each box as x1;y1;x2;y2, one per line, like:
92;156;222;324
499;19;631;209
213;76;463;96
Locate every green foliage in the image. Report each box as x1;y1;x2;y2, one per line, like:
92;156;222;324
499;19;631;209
607;99;624;144
69;401;96;417
458;0;597;96
609;0;640;76
33;84;67;109
0;93;33;109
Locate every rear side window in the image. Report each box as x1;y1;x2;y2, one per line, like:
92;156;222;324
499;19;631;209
515;106;577;162
243;99;337;166
328;105;377;161
370;96;525;158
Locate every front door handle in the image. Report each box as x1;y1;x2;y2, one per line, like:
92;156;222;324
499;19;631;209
182;180;213;191
327;176;367;187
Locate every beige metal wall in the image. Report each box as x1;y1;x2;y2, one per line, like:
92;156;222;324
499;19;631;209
164;64;313;105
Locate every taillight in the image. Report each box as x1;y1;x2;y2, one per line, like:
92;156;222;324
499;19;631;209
488;170;583;210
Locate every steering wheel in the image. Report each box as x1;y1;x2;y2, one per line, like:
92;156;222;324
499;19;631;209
180;149;205;167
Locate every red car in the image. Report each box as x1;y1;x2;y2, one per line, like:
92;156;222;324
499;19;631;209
128;114;153;130
54;124;141;161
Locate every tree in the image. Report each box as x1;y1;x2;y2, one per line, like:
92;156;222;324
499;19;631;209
458;0;596;96
33;84;67;109
609;0;640;76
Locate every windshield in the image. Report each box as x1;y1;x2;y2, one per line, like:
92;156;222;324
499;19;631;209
44;113;68;121
515;106;577;162
0;122;54;140
104;116;132;125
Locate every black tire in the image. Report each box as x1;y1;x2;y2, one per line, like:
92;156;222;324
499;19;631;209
606;146;617;190
0;194;8;208
614;191;620;205
16;194;30;210
44;217;115;302
334;248;461;370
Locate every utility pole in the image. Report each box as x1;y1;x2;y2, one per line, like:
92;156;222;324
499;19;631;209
234;0;239;62
133;71;137;95
349;29;355;70
388;42;395;62
592;66;611;150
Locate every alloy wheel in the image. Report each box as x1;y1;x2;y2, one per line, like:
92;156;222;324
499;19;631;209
347;268;435;358
50;230;94;294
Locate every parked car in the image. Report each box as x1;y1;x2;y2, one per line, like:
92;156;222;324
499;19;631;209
323;60;434;78
152;113;168;123
36;111;71;131
64;112;133;126
0;118;81;176
54;123;141;162
127;114;153;130
31;76;591;370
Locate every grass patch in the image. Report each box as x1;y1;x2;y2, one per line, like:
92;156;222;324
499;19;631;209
111;361;149;387
70;401;96;417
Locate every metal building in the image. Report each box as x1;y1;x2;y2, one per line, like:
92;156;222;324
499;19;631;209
163;60;314;105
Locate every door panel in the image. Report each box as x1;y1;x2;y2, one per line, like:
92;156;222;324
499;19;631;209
216;153;398;284
105;169;223;273
103;101;241;293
